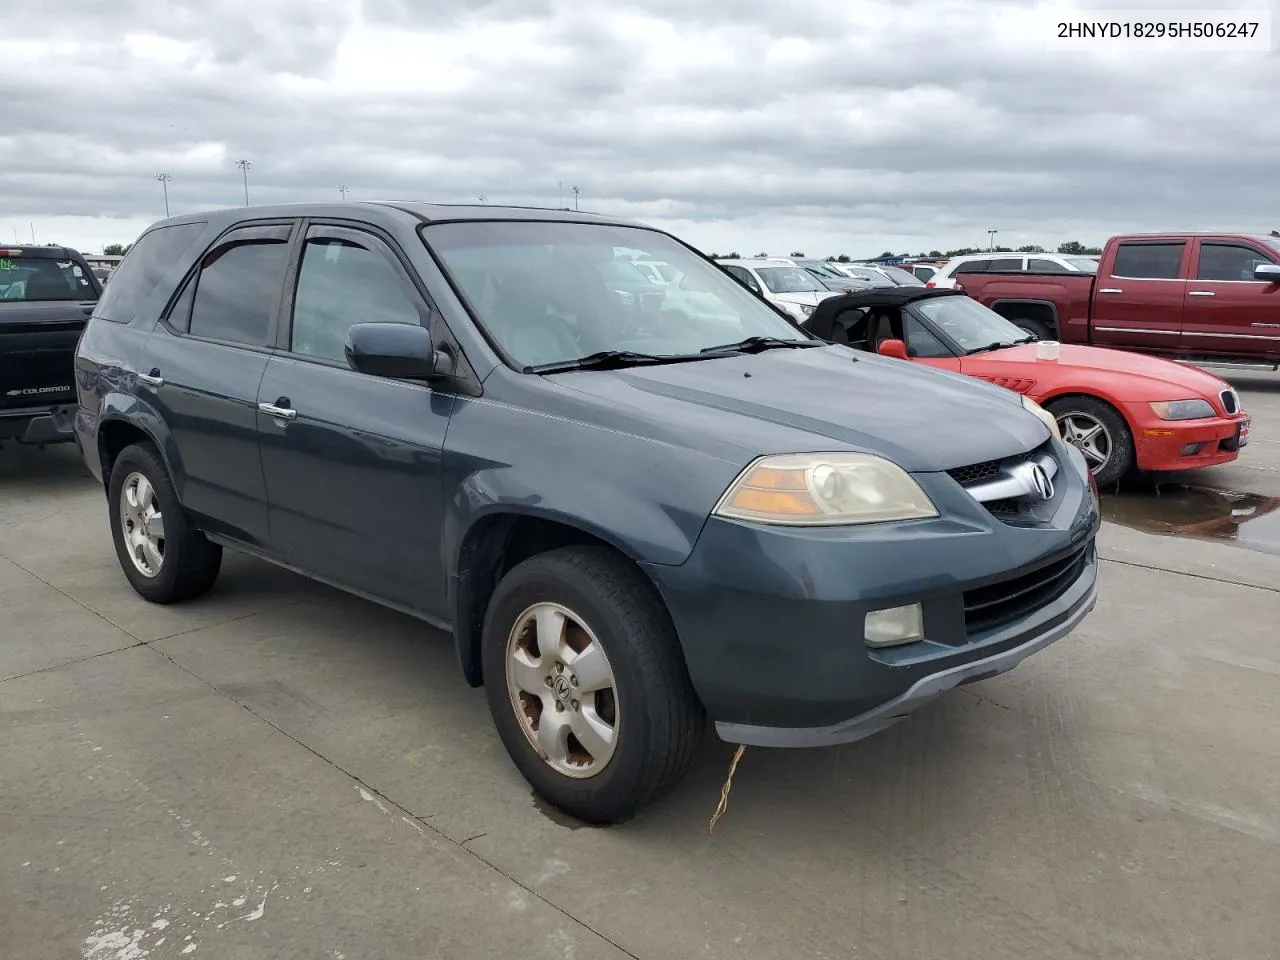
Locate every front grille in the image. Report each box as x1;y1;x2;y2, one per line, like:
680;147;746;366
963;545;1090;635
947;447;1043;488
1220;389;1239;415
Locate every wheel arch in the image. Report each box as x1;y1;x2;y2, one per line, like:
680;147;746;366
988;298;1060;337
450;509;662;688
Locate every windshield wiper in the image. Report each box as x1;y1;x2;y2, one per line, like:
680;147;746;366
699;336;824;355
525;350;700;374
965;336;1034;355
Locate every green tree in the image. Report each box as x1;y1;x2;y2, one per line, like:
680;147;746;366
836;254;851;262
928;250;943;258
1057;240;1102;255
876;250;895;259
753;251;769;258
1016;244;1046;253
789;250;805;257
103;243;127;256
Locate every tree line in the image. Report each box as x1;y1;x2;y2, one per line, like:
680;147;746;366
702;241;1104;261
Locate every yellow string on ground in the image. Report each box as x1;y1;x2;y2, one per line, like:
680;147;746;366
708;744;747;833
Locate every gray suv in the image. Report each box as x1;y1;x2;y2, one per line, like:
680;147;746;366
73;203;1100;823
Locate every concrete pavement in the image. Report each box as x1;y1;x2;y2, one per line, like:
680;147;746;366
2;370;1278;960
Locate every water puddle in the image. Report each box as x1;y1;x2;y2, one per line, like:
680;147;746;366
1102;484;1280;557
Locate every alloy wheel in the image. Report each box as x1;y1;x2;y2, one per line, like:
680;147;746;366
505;602;620;779
1057;412;1112;474
119;471;166;578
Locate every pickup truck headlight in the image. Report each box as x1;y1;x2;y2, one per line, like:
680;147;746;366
1150;399;1215;420
713;452;938;526
1021;394;1063;441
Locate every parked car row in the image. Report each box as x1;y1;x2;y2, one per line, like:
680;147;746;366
65;202;1105;824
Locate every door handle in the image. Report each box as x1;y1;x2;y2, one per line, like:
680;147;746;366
1098;288;1123;294
137;369;164;387
1188;291;1215;297
258;401;296;420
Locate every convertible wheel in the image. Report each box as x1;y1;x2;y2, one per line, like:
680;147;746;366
1046;396;1133;488
482;546;704;824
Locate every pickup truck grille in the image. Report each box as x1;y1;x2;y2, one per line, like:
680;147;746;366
963;544;1090;635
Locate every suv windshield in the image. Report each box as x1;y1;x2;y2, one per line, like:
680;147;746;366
426;221;810;368
877;265;925;286
754;266;826;293
913;294;1031;352
0;256;93;301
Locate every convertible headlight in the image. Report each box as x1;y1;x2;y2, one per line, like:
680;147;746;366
1021;394;1063;441
1150;399;1215;420
713;452;939;526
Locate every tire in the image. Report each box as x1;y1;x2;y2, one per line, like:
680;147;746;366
1013;318;1052;341
107;442;222;604
482;546;705;825
1044;395;1134;488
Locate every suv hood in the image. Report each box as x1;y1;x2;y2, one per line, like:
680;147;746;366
548;345;1048;473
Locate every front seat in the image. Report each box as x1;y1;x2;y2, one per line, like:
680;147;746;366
869;311;896;352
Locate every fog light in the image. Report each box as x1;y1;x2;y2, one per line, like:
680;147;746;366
865;603;924;648
1180;442;1204;456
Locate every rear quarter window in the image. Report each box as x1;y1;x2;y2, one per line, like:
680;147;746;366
94;221;209;324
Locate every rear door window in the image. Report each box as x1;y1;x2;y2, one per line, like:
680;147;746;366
186;227;293;347
1111;242;1185;279
987;258;1023;271
93;222;208;323
1029;258;1070;273
953;260;991;275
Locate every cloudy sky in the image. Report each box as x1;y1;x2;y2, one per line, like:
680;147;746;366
3;0;1277;258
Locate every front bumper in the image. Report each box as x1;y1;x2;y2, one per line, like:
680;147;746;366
643;445;1100;747
0;403;78;444
1124;402;1250;472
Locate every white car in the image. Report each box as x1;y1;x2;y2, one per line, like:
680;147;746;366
927;252;1099;289
715;258;839;321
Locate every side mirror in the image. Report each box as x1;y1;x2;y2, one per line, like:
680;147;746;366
878;339;910;360
1253;263;1280;283
345;322;448;379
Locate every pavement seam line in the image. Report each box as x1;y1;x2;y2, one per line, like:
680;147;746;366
0;553;141;639
0;641;148;684
143;643;643;960
1100;555;1280;593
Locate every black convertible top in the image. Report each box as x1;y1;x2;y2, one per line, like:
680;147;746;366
803;287;963;340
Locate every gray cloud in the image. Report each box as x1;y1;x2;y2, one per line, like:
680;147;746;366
2;0;1278;255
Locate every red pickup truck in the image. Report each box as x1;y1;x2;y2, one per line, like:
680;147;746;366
954;233;1280;368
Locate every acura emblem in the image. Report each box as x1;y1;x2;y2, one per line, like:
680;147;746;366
1030;464;1055;501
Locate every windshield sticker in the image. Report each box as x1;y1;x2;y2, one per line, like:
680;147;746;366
0;259;14;271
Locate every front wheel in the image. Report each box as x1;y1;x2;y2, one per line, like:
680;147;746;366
482;546;705;824
1045;396;1134;488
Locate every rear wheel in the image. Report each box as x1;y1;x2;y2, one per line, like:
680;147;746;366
107;442;222;603
1045;396;1133;488
482;546;704;824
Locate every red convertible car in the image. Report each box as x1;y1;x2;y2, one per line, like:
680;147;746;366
803;288;1250;486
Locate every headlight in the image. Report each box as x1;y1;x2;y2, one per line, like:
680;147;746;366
1021;394;1063;441
799;303;816;317
1150;399;1215;420
712;452;939;526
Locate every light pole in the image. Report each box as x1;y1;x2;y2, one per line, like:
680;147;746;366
155;174;172;217
236;159;252;205
987;229;998;252
337;184;349;200
558;181;564;209
570;185;581;211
